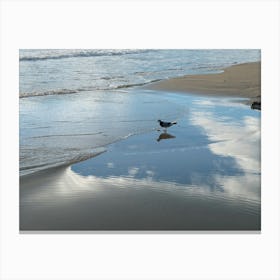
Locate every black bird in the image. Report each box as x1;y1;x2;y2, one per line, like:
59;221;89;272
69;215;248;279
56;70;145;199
158;120;177;129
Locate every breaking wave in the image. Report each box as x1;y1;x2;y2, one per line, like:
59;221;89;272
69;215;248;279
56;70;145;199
20;89;79;98
20;49;151;62
20;149;106;174
19;79;162;98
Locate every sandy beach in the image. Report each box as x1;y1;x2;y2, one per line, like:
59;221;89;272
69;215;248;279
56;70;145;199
20;126;260;231
20;92;261;231
148;62;261;102
19;51;261;231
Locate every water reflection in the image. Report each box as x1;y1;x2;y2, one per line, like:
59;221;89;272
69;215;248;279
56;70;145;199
20;94;261;230
188;100;261;201
157;132;176;142
190;111;260;173
69;97;260;210
70;118;260;200
20;164;260;230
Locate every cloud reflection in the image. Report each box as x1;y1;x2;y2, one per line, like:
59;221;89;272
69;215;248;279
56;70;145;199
190;110;260;200
191;111;260;172
20;166;261;230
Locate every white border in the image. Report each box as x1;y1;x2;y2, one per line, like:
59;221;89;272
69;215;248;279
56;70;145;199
1;1;280;279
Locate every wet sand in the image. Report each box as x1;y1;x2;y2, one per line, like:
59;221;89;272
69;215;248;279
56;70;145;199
20;130;260;231
148;62;261;102
20;94;261;231
19;59;262;231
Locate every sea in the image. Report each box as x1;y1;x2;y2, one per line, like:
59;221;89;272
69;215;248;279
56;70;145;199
19;49;260;175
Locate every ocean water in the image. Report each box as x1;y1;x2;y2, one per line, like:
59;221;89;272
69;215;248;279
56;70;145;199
19;49;260;97
19;49;260;175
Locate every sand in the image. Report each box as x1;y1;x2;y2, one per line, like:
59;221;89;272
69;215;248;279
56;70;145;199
19;62;261;231
20;120;261;231
148;62;261;102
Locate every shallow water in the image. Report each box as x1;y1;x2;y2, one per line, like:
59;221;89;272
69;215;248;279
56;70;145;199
20;89;186;174
20;49;261;175
20;92;261;230
20;49;260;98
20;49;261;230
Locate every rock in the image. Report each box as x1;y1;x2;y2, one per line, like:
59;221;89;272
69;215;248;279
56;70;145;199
251;101;261;110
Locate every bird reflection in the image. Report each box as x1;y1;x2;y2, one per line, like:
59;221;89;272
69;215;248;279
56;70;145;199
157;132;176;142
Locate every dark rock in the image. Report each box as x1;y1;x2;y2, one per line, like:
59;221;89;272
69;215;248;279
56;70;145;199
251;101;261;110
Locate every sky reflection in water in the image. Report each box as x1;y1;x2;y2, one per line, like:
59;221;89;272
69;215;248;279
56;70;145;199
72;93;260;205
21;92;261;230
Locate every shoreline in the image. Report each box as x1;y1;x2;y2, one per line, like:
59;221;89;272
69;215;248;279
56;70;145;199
20;96;261;230
147;62;261;103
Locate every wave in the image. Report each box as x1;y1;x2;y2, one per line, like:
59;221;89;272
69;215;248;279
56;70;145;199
20;127;157;177
29;132;103;139
20;149;106;175
20;49;151;62
19;79;162;98
113;79;162;89
20;89;79;98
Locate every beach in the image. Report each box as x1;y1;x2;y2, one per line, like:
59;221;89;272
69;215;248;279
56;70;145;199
21;126;261;231
148;62;261;103
19;50;261;231
20;92;261;231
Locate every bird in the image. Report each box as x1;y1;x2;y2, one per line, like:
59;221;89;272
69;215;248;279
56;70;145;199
158;120;177;129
